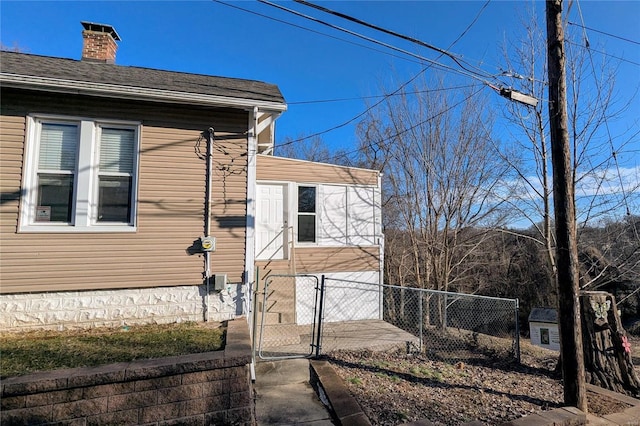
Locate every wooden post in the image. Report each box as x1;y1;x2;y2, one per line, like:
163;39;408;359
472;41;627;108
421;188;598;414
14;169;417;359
545;0;587;411
581;292;640;397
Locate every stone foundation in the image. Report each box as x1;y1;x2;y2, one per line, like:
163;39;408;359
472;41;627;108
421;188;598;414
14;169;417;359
0;284;248;331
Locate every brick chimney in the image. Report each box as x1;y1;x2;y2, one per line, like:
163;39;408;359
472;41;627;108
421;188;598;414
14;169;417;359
81;21;121;64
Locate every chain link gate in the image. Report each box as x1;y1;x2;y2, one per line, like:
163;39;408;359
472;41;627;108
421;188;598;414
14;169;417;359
254;274;321;360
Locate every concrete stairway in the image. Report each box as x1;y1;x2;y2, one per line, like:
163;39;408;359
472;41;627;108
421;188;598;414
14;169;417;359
256;270;301;347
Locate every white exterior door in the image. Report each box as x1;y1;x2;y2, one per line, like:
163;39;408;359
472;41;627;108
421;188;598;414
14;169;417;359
256;184;286;260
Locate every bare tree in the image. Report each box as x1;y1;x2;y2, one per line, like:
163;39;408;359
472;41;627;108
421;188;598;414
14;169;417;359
274;134;354;168
0;42;27;52
497;6;639;402
496;7;639;289
356;79;509;303
275;135;332;161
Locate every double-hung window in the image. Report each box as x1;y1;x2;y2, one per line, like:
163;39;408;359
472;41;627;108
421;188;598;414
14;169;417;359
35;123;78;223
297;185;317;243
20;116;139;232
97;127;135;223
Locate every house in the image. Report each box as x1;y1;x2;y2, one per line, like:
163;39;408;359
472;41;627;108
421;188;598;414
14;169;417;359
255;155;383;328
0;22;383;331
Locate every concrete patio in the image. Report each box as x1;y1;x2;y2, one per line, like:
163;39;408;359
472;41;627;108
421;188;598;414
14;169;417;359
256;319;420;359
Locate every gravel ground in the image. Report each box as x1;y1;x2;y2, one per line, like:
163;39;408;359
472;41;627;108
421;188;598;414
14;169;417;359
326;336;640;425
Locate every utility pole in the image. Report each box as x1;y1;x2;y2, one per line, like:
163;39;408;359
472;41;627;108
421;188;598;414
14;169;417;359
545;0;587;412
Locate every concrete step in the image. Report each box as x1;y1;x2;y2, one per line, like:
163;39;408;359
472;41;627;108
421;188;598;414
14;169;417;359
264;293;295;310
259;324;302;347
279;312;295;324
257;312;297;326
257;297;295;310
587;414;619;425
257;276;297;328
258;312;283;325
262;296;295;310
257;301;296;323
601;405;640;425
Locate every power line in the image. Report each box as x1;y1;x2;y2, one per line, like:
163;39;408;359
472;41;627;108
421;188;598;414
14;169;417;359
251;0;498;148
294;0;496;83
216;0;500;148
256;0;502;86
287;84;479;105
294;0;494;81
211;0;432;66
448;0;492;48
317;85;487;164
276;75;467;149
574;0;639;242
213;0;515;80
568;21;640;46
565;40;640;67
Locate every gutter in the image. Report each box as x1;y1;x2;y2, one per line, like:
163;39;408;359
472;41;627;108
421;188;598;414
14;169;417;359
0;73;287;112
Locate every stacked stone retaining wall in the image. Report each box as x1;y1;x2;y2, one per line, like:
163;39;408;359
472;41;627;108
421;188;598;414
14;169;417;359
1;318;252;425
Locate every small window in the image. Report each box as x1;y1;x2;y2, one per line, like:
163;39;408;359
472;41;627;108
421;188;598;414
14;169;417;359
20;116;139;232
540;328;550;345
297;186;316;243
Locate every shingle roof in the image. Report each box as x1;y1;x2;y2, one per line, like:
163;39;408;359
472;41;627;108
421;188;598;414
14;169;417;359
528;308;558;323
0;51;285;105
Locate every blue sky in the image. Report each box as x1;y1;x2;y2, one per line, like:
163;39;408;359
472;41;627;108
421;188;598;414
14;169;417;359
2;1;638;151
2;1;639;225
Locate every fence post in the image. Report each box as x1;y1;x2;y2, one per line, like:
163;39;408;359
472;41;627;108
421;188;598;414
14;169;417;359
443;293;448;330
514;299;521;363
251;267;260;368
315;275;326;358
419;290;423;352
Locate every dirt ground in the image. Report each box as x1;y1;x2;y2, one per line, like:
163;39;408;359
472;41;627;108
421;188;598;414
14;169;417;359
326;335;640;425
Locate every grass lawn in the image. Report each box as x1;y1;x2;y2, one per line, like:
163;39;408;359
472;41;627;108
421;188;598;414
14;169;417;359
0;322;225;379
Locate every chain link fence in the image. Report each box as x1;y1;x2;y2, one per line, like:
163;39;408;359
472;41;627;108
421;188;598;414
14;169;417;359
321;279;520;363
382;283;520;362
253;274;520;363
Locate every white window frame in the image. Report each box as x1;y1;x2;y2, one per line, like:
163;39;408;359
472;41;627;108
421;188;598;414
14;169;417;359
295;184;318;245
19;114;140;233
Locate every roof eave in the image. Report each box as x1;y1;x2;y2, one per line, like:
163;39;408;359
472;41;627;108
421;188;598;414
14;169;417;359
0;73;288;112
257;154;382;175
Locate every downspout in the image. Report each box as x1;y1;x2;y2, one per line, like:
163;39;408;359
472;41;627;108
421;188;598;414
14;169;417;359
204;128;214;322
247;107;259;380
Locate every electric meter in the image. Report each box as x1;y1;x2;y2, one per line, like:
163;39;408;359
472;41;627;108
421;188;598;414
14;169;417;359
201;236;216;252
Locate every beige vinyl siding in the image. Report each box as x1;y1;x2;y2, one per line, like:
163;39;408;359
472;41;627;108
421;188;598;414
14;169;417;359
0;88;249;294
257;155;379;186
0;115;25;233
255;246;380;275
295;246;380;272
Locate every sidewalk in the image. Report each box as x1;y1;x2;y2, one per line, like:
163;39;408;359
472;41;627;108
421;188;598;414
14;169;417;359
254;358;335;425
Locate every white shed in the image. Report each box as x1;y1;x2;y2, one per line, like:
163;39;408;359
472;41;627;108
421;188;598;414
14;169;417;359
528;307;560;351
